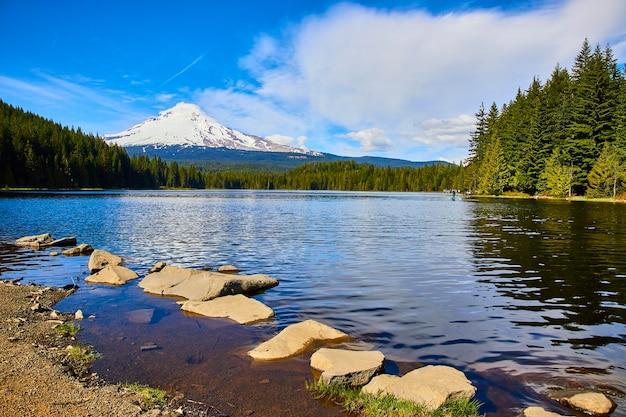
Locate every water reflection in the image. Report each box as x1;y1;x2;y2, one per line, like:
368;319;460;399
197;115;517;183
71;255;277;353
0;191;625;416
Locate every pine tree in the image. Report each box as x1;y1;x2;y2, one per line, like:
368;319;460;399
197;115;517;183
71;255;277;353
586;143;624;198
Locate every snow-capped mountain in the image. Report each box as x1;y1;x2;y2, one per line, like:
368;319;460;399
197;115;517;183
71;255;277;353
104;102;311;154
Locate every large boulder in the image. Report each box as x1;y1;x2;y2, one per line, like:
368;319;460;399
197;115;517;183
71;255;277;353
362;365;476;411
521;407;572;417
180;294;274;324
85;265;138;286
139;265;278;301
310;348;385;386
561;392;614;416
62;243;94;256
248;319;352;361
88;250;123;273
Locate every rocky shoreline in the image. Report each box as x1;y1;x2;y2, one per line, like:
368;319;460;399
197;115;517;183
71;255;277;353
2;233;621;417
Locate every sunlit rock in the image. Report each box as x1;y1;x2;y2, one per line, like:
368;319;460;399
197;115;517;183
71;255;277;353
561;392;614;416
88;249;123;273
362;365;476;411
85;265;139;286
521;407;572;417
62;243;94;256
218;264;241;274
15;234;76;249
310;348;385;386
180;294;274;324
248;319;352;361
139;265;278;301
148;261;167;273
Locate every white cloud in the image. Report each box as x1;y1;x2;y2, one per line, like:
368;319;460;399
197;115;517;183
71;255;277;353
201;0;626;160
266;134;309;149
340;128;393;152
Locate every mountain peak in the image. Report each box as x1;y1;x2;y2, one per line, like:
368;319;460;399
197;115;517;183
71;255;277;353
104;102;312;154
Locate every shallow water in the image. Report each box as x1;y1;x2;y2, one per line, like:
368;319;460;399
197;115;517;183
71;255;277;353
0;190;624;416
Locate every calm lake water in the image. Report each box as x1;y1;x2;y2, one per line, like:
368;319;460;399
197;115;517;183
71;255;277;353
0;190;624;416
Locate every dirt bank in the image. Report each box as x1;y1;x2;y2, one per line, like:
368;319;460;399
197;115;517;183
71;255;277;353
0;281;225;417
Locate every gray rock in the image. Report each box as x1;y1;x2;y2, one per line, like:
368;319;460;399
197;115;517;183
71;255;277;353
88;249;123;273
85;265;139;286
362;365;476;411
310;348;385;386
45;237;77;247
248;319;352;361
62;243;94;256
181;294;274;324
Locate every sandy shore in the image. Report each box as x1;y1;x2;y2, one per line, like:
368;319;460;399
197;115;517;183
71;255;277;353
0;281;223;417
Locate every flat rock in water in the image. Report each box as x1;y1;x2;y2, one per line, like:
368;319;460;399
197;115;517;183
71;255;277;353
15;234;53;248
362;365;476;411
180;294;274;324
248;319;352;361
88;249;123;273
62;243;94;256
140;265;278;301
139;265;200;294
561;392;614;416
522;407;572;417
310;348;385;386
85;265;138;286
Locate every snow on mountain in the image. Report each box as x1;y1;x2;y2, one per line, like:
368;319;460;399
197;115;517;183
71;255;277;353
104;102;313;154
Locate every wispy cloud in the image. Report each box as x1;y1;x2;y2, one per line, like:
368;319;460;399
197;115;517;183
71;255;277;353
162;55;204;86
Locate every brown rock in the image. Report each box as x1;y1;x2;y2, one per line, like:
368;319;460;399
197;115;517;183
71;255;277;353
85;265;139;286
522;406;572;417
181;294;274;324
248;319;352;361
362;365;476;411
562;392;614;416
88;250;123;273
310;348;385;386
62;243;94;256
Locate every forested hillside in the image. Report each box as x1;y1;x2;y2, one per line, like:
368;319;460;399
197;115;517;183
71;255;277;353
468;39;626;197
0;100;459;191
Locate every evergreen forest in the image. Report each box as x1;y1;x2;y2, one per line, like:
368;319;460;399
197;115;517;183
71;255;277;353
467;39;626;198
0;100;459;192
1;39;625;197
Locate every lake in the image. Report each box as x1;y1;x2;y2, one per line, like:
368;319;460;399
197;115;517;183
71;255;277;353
0;190;624;416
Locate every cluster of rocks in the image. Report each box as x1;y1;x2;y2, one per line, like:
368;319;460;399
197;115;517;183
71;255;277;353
13;233;619;416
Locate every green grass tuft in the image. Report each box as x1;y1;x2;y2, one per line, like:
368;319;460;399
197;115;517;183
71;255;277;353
306;379;484;417
54;322;80;337
119;382;167;408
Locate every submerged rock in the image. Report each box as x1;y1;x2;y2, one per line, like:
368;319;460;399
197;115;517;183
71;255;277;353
248;319;352;361
85;265;139;286
310;348;385;386
127;309;155;324
180;294;274;324
362;365;476;411
139;265;278;301
88;250;123;273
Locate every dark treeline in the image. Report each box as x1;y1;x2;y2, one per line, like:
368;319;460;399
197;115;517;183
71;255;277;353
468;39;626;197
0;100;461;192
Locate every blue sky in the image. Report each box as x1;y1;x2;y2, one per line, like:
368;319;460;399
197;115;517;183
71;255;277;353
1;0;625;162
